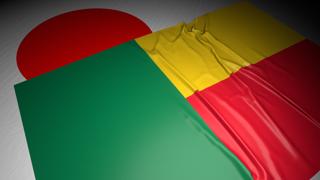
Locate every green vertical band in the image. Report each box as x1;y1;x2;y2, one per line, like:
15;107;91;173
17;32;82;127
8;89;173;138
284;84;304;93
15;40;251;180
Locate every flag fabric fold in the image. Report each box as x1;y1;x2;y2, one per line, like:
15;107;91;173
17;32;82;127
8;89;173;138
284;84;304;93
136;2;320;179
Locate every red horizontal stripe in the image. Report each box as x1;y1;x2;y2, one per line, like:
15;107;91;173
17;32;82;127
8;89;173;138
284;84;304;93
188;39;320;179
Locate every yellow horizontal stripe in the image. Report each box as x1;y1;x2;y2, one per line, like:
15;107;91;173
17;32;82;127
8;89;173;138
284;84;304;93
136;2;304;97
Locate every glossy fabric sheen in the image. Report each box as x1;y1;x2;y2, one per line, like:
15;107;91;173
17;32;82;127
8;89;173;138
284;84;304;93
188;40;320;179
15;41;251;180
136;2;303;97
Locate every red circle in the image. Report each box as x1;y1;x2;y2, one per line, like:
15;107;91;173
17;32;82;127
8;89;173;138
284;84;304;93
17;9;152;79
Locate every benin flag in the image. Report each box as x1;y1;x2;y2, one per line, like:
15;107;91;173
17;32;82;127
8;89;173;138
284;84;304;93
15;2;320;180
